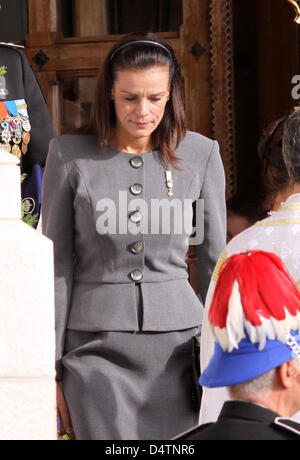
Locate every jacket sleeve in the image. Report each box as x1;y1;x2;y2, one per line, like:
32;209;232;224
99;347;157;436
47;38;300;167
20;50;55;173
194;140;226;304
42;138;74;380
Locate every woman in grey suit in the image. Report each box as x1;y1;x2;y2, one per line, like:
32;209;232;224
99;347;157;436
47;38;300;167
42;32;226;440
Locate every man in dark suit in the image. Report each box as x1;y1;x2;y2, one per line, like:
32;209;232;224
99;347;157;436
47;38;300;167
176;401;300;441
0;42;54;223
175;251;300;440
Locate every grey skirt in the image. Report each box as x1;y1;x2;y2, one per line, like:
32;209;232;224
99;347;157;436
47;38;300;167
62;328;199;440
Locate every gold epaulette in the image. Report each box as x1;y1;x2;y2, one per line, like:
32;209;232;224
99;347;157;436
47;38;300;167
211;249;228;282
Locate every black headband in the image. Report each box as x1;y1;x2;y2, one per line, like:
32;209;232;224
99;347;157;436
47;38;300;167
110;40;173;62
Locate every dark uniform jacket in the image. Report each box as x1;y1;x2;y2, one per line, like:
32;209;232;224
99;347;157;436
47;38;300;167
174;401;300;440
0;43;54;221
0;42;54;174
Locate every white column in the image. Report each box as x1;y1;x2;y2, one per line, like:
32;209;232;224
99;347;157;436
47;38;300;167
0;150;57;440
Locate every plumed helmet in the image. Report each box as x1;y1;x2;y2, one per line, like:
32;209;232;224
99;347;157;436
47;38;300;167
200;250;300;388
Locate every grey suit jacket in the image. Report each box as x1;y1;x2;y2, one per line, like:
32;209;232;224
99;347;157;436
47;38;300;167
42;131;226;371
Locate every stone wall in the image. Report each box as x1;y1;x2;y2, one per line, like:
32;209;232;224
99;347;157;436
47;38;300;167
0;151;56;440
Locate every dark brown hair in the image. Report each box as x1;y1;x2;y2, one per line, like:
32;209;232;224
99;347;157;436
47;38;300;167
257;114;291;210
87;32;186;168
227;194;268;224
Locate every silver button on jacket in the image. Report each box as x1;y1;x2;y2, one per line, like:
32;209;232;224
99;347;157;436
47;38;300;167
130;269;144;282
130;157;144;169
130;241;144;254
130;183;143;195
130;210;143;223
42;131;226;366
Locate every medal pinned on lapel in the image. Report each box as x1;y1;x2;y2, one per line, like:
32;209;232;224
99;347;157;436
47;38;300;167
0;98;32;160
16;100;32;133
21;143;28;155
22;131;30;145
22;131;30;155
1;123;11;144
21;116;31;132
165;170;174;197
12;144;21;159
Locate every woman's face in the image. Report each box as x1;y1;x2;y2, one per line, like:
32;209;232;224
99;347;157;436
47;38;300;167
111;66;170;144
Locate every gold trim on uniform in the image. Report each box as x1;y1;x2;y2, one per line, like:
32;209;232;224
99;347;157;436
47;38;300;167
212;249;228;282
255;219;300;227
297;280;300;292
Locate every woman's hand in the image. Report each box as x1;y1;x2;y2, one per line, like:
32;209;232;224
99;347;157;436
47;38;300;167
57;382;76;440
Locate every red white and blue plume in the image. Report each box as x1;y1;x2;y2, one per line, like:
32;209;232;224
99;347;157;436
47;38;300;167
209;251;300;352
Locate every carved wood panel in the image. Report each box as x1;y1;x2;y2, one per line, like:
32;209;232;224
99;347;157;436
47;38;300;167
209;0;236;199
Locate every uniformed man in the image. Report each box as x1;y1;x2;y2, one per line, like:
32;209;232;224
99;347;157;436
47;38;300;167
175;250;300;440
200;109;300;425
0;42;54;223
